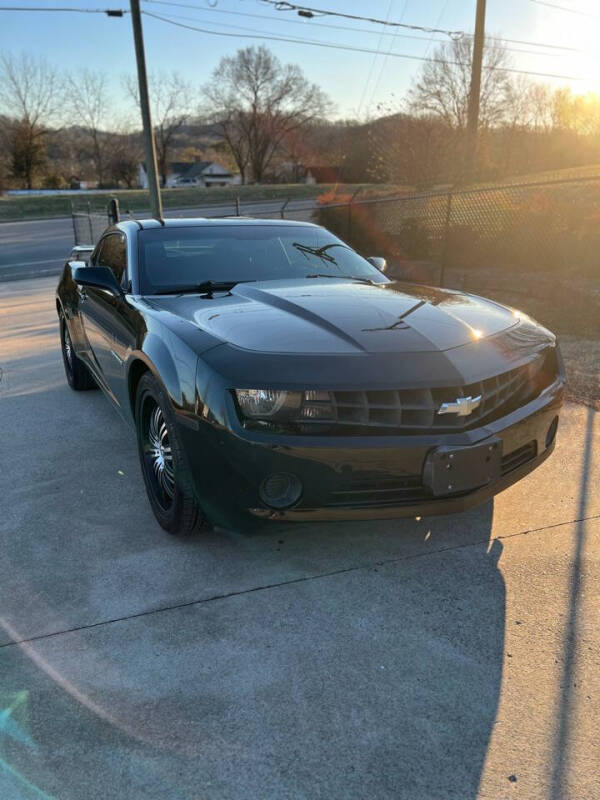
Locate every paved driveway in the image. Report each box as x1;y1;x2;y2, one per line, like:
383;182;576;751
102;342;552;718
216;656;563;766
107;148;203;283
0;277;598;799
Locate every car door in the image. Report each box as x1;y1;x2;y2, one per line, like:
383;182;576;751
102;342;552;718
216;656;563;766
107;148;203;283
79;232;133;411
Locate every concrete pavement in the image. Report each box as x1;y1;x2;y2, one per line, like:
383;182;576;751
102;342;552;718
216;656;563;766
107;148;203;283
0;200;318;282
0;276;598;799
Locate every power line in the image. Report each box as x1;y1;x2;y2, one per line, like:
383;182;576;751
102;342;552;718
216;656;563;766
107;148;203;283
141;9;583;80
423;0;451;59
357;0;394;118
140;0;579;56
1;0;582;54
368;0;409;115
258;0;465;38
0;5;125;12
480;33;577;52
142;0;456;43
529;0;600;17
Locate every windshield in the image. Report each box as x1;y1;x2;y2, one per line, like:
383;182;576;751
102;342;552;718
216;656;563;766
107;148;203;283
137;224;388;294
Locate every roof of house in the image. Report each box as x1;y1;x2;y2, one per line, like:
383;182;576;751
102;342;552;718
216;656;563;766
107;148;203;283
184;161;232;178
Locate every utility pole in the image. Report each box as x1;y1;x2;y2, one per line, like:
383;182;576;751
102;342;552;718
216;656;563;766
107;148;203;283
464;0;486;185
130;0;162;220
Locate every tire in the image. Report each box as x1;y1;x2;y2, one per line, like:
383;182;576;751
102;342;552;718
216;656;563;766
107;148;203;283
135;372;208;536
59;309;96;391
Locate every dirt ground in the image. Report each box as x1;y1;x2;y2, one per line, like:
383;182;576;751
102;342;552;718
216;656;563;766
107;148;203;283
560;337;600;410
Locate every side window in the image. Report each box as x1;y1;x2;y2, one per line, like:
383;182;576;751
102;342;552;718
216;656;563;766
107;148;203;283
97;234;127;285
90;240;104;267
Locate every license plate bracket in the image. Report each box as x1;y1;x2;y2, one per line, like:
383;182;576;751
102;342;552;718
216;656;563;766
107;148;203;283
423;438;502;497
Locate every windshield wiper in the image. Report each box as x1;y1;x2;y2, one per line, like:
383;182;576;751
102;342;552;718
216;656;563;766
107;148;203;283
293;242;340;264
153;280;254;296
305;273;379;285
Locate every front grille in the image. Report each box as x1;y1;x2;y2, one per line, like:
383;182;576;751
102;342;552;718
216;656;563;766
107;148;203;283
327;474;427;507
302;352;554;435
331;365;530;431
332;366;530;431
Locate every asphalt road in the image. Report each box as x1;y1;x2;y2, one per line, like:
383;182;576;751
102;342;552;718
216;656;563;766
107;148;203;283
0;200;318;282
1;276;599;799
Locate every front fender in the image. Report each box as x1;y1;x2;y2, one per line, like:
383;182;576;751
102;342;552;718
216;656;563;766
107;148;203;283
128;328;199;419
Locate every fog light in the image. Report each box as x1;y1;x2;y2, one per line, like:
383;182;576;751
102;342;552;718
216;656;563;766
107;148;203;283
259;473;303;509
546;416;559;448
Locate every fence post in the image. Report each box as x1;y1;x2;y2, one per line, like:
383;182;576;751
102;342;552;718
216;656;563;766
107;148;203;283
87;201;94;244
70;200;77;245
440;191;453;287
280;198;290;219
235;196;240;216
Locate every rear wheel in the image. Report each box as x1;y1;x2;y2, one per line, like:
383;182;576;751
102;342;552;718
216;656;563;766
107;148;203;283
59;310;96;390
135;372;208;535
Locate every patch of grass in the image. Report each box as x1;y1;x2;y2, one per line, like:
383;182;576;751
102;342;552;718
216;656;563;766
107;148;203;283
0;184;398;222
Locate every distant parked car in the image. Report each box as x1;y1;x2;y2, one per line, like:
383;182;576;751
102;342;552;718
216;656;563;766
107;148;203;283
173;177;199;187
56;218;565;534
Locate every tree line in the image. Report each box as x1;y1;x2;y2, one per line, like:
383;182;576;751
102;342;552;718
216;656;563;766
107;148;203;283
1;42;600;192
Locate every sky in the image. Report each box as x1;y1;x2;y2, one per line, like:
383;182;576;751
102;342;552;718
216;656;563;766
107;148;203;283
1;0;600;121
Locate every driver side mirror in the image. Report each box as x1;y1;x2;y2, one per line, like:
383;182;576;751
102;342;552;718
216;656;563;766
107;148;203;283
367;256;387;273
72;266;123;297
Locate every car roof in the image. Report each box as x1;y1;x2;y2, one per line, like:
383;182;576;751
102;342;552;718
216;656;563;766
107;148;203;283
116;217;319;233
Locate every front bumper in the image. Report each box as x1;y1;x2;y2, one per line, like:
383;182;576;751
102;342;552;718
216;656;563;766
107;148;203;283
177;378;564;529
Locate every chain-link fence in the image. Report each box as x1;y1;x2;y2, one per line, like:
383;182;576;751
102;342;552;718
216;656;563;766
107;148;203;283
309;176;600;283
71;203;114;247
305;177;600;345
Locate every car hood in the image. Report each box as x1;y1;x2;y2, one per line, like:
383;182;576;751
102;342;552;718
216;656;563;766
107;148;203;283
148;278;519;355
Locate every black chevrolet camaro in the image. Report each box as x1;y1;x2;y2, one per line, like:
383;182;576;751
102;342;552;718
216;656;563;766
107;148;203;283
56;218;565;534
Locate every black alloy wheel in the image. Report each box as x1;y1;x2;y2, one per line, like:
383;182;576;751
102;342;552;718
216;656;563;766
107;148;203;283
135;372;208;535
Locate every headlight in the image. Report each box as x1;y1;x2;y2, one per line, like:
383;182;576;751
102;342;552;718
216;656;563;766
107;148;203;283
235;389;302;419
234;389;336;425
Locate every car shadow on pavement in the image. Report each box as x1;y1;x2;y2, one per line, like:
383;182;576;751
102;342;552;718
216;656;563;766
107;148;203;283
214;501;505;799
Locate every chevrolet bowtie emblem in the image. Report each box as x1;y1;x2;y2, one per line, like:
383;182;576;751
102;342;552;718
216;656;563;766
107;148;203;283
437;394;482;417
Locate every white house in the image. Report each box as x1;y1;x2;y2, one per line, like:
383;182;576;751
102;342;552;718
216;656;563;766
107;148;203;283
138;160;240;189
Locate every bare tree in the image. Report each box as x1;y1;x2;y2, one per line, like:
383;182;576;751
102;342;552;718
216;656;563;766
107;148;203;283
368;111;455;187
528;83;555;133
0;52;64;187
66;69;110;185
0;115;11;190
204;46;331;184
409;37;511;130
106;124;142;188
124;71;194;186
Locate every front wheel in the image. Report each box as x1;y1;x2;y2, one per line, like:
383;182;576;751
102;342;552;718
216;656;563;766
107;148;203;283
135;372;208;536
